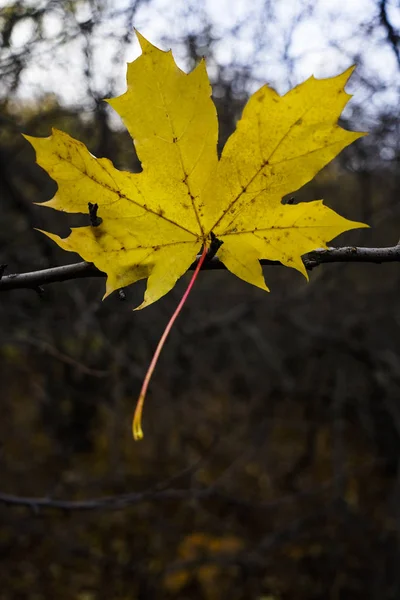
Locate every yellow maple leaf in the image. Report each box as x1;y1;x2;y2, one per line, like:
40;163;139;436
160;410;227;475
24;33;368;440
25;32;367;311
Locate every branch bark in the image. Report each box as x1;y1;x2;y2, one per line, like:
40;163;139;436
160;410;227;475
1;246;400;292
0;483;327;512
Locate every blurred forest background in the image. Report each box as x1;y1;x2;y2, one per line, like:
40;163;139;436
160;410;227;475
1;0;400;598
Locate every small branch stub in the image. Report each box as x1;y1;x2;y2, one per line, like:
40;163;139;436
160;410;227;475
206;232;223;262
88;202;102;227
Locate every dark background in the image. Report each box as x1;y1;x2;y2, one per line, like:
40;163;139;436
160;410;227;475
1;1;400;598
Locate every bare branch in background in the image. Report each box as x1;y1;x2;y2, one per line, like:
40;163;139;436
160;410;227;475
379;0;400;68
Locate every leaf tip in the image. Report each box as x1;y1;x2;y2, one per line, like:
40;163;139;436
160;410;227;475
353;220;370;230
256;278;270;293
133;302;146;311
343;64;357;79
34;228;61;243
22;132;42;151
135;30;160;54
102;281;116;301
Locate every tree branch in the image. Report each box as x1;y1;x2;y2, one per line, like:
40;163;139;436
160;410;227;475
379;0;400;68
0;459;378;513
0;482;328;513
0;488;213;512
1;246;400;292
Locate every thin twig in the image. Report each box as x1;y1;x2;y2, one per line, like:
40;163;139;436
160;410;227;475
1;246;400;292
0;485;326;513
0;458;382;513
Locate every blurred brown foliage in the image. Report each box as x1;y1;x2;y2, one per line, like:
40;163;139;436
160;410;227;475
1;1;400;599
